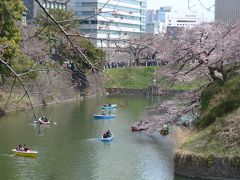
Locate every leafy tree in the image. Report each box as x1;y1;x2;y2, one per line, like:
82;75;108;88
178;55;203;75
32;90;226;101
60;37;106;72
0;0;26;60
36;8;77;35
0;0;37;82
36;8;105;71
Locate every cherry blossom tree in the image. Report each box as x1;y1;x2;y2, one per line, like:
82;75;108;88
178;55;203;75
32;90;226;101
162;23;240;81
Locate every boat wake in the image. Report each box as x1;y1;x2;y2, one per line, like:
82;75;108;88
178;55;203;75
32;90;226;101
1;153;14;157
85;138;98;142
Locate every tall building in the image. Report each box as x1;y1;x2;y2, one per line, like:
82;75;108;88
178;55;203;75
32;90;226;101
22;0;67;21
73;0;147;47
146;10;155;23
215;0;240;24
155;6;171;23
146;10;155;34
146;7;172;35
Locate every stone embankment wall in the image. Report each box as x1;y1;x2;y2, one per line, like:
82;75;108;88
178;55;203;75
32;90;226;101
26;70;105;107
175;152;240;179
106;85;185;96
27;71;81;106
85;71;106;96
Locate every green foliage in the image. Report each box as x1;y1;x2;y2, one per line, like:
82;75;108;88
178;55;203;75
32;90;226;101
157;75;207;91
197;76;240;128
71;38;106;71
36;8;105;71
105;67;156;89
0;0;26;60
232;156;240;167
36;8;77;34
205;154;214;167
11;53;38;79
200;80;225;111
0;0;37;80
179;73;240;158
172;78;207;91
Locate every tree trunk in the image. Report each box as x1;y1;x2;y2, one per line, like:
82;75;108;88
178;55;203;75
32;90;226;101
208;66;224;81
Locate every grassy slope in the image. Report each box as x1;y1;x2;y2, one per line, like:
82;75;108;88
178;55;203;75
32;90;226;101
104;66;156;89
157;76;207;91
180;75;240;157
105;66;207;90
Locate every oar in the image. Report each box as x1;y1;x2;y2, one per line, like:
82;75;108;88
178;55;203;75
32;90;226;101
48;112;57;125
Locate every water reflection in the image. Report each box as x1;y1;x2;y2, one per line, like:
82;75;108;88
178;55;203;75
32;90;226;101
0;95;190;180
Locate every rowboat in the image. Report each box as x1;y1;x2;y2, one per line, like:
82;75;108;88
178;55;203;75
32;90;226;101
160;125;169;136
101;134;113;142
131;125;148;131
12;149;38;158
101;104;117;109
38;118;50;125
94;114;116;119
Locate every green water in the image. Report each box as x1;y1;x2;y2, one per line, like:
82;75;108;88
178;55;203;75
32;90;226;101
0;95;190;180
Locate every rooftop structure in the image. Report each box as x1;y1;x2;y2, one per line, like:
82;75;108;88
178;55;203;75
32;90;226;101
166;12;200;28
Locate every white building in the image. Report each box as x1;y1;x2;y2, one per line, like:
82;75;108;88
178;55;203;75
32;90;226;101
23;0;67;21
146;7;172;35
72;0;147;47
166;12;200;28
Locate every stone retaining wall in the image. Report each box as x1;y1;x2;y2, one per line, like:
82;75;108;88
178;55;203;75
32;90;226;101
174;152;240;179
106;86;186;96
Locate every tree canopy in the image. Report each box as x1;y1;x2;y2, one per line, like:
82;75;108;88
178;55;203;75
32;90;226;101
36;8;106;71
0;0;37;81
0;0;26;60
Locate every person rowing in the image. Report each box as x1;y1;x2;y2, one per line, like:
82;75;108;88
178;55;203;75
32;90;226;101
41;116;48;122
103;130;112;138
16;144;30;152
16;144;23;151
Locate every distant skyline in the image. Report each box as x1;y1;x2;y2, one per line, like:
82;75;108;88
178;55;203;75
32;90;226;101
147;0;215;22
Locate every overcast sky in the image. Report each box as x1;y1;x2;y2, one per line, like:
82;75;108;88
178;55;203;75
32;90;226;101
147;0;215;22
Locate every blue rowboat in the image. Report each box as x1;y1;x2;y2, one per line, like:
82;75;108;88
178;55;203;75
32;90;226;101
94;114;116;119
101;104;117;109
101;134;113;142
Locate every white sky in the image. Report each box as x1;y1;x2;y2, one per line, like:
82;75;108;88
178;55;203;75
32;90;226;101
147;0;215;22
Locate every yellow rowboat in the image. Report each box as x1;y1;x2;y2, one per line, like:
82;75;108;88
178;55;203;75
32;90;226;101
12;149;38;158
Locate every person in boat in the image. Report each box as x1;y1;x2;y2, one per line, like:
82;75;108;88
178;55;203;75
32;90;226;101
106;130;112;137
16;144;23;151
42;116;48;122
23;144;29;152
101;110;106;115
108;110;112;115
137;121;143;126
103;132;108;138
108;104;111;107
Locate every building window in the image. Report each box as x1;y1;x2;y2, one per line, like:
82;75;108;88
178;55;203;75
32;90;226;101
51;2;54;9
